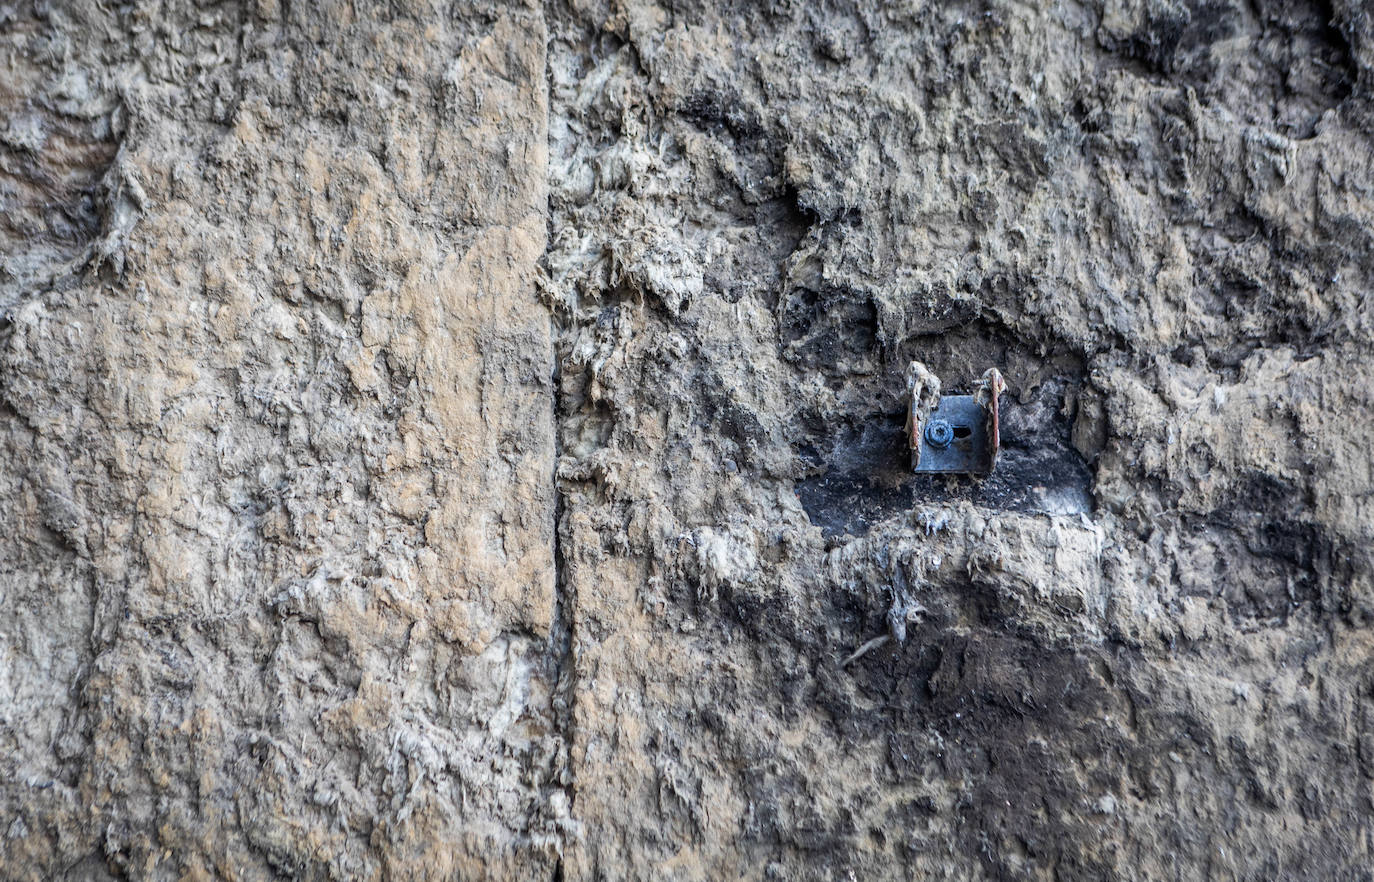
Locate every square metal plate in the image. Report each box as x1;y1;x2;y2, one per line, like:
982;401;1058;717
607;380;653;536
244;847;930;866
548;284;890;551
912;395;996;475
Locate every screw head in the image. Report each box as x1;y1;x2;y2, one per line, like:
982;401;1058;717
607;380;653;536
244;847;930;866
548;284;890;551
925;418;954;448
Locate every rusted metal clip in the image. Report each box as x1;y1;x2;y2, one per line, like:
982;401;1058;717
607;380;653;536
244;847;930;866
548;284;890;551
905;362;1003;475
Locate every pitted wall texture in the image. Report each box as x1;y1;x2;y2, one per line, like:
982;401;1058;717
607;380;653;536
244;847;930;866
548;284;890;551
3;0;1374;879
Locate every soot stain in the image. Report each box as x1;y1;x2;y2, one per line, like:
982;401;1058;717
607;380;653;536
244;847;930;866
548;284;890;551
796;380;1093;538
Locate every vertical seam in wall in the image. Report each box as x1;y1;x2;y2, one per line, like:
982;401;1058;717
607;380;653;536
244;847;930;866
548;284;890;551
541;5;577;873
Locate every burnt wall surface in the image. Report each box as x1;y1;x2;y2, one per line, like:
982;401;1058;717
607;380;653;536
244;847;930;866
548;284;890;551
3;0;1374;879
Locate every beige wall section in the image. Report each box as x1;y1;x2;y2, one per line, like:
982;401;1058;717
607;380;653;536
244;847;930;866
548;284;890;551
0;3;558;880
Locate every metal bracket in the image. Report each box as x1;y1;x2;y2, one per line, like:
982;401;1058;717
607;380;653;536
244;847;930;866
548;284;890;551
907;366;1002;475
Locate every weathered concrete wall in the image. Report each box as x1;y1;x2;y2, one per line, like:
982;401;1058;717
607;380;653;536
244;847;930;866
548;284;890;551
1;3;561;878
3;0;1374;879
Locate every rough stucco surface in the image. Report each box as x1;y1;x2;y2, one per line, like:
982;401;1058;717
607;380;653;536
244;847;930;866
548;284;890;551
3;0;1374;879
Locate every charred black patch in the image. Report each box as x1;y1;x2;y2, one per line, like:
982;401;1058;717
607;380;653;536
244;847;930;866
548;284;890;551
700;568;1138;877
1266;0;1357;105
1189;472;1337;621
1098;0;1355;136
1097;0;1239;80
683;542;1372;876
791;307;1094;537
696;368;771;467
794;410;911;538
1099;3;1191;77
680;87;766;144
796;378;1094;539
846;622;1132;880
978;121;1051;194
780;284;879;374
715;579;802;650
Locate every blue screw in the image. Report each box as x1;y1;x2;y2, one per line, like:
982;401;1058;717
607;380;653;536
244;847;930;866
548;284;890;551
925;418;953;448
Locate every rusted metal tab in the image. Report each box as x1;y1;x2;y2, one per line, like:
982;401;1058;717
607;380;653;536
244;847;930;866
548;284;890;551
907;364;1002;475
